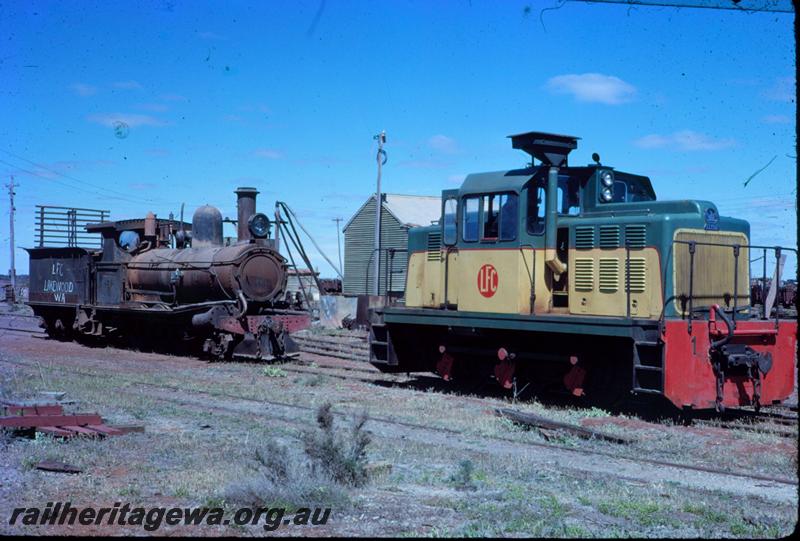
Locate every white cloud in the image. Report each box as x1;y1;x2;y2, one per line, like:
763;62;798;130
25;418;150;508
113;80;143;90
545;73;636;105
762;114;791;125
763;76;794;102
70;83;97;97
633;130;736;151
197;31;225;40
87;113;166;127
137;103;169;112
428;134;459;154
253;148;283;159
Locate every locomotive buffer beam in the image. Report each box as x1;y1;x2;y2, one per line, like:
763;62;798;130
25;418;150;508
192;305;299;361
708;305;773;412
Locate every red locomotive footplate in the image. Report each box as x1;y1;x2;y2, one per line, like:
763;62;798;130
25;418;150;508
662;318;796;409
217;313;311;335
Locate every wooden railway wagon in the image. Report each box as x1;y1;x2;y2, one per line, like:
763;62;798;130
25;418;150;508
369;131;796;411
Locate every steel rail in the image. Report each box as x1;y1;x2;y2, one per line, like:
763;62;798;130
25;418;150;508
3;357;797;488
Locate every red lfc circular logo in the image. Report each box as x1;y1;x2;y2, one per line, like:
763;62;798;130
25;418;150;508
477;264;498;298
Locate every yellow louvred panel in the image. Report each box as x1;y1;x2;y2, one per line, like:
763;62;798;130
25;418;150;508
574;258;594;291
598;258;619;293
673;228;749;315
626;257;646;293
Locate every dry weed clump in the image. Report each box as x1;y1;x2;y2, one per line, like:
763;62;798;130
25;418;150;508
226;402;371;510
301;402;370;488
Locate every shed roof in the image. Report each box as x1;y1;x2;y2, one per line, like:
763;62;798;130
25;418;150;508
343;193;441;231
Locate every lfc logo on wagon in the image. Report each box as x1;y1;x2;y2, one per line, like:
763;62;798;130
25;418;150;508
477;264;498;298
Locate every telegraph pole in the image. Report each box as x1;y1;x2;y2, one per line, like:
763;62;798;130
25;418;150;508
332;217;343;277
6;176;19;293
373;130;386;295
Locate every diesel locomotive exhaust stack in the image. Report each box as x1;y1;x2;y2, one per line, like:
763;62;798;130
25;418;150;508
509;131;578;276
235;187;259;242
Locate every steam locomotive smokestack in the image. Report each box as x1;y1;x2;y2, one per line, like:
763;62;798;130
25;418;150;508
235;187;259;242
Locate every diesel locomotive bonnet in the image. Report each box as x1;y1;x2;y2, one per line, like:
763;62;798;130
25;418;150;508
369;131;796;413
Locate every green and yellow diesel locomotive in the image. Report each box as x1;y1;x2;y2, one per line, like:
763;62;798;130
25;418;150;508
369;131;796;411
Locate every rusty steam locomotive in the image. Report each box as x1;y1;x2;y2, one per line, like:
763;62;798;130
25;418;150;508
26;188;307;361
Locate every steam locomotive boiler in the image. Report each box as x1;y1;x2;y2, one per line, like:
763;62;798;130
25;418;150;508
26;188;307;361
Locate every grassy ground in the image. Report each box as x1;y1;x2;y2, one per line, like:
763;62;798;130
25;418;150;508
0;334;797;537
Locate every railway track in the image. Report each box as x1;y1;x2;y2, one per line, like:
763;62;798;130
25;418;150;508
696;418;797;439
291;331;369;362
0;327;46;337
3;319;796;438
0;313;45;336
2;356;797;496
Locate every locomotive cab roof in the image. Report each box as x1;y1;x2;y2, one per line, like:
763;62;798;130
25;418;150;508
457;165;656;206
455;131;657;209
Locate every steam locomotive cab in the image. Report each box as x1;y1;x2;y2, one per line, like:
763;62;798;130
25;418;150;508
26;187;306;361
371;131;796;412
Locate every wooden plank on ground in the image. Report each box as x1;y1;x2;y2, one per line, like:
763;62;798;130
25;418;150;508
35;460;82;474
36;426;75;438
0;413;103;428
85;424;124;436
108;424;145;434
4;404;64;416
59;425;100;436
495;408;633;445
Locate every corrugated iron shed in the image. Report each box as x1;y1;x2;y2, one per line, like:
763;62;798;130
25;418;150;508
343;194;440;296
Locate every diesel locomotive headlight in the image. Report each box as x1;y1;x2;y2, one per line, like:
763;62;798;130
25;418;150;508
600;187;613;202
601;171;614;187
248;213;271;238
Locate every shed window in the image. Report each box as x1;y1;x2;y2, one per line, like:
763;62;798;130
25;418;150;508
443;198;457;245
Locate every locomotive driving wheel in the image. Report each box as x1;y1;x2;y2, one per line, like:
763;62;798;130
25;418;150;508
204;332;236;362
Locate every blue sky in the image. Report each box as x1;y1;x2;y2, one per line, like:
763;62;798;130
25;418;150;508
1;0;796;277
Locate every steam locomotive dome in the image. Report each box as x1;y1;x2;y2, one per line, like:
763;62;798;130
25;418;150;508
120;191;290;306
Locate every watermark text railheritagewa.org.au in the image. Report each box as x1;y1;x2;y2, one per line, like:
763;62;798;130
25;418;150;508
9;502;331;532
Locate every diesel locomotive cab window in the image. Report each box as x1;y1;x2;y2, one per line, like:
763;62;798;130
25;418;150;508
527;187;545;235
559;184;581;215
443;198;457;245
463;197;480;241
463;193;517;242
482;195;500;239
481;193;517;241
498;194;517;240
526;177;579;235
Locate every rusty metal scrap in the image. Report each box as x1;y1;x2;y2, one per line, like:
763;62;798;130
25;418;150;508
495;407;633;445
0;402;124;438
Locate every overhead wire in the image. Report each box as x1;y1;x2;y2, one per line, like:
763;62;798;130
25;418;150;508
0;149;171;205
